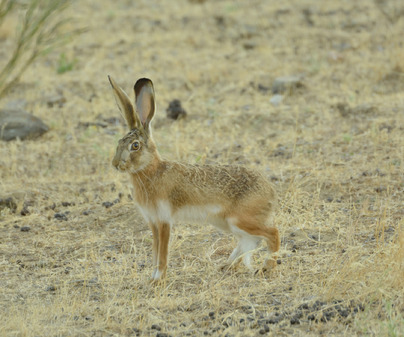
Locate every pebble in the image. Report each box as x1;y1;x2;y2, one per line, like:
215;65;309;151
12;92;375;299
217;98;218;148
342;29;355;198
54;213;68;221
46;94;66;108
151;324;161;331
272;76;303;94
102;201;114;208
269;94;283;106
0;196;17;211
131;328;141;336
20;226;31;232
166;99;187;120
46;285;57;292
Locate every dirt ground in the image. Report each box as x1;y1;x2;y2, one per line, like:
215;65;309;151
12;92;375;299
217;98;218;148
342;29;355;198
1;0;403;336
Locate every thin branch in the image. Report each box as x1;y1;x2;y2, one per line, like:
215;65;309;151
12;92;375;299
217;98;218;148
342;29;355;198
0;0;85;98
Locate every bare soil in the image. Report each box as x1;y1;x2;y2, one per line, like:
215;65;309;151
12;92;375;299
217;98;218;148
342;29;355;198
1;1;403;336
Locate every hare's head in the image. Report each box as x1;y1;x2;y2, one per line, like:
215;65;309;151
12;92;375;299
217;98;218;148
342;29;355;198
109;76;157;173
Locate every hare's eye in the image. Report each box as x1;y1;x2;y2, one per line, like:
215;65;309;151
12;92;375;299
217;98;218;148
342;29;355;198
130;141;140;151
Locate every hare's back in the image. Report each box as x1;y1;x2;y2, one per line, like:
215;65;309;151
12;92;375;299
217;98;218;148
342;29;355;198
171;162;274;201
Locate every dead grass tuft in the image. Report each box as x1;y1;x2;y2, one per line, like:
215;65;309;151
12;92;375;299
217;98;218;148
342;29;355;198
0;0;403;336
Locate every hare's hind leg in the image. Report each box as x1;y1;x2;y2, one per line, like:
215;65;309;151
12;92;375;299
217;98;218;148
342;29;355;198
263;227;280;270
227;216;280;271
238;235;260;269
227;218;260;270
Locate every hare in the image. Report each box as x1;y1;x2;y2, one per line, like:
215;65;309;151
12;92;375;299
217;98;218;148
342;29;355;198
108;76;280;281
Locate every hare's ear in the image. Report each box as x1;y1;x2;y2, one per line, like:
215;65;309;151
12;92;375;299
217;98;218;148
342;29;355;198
108;76;141;130
134;78;155;133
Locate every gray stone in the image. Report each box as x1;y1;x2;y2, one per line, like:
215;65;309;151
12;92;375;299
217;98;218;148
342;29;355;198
0;109;49;141
272;76;303;94
4;99;28;111
270;94;284;106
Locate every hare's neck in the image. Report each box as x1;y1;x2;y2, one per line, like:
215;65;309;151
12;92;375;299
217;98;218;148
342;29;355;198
137;152;163;178
129;151;165;204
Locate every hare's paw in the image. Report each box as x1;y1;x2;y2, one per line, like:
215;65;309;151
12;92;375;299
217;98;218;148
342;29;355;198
265;257;278;270
255;257;279;276
150;268;166;285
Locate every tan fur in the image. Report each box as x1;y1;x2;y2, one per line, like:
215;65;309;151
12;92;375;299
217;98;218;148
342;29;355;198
109;76;280;281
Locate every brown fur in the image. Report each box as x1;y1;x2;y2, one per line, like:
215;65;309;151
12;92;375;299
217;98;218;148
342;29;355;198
109;76;280;281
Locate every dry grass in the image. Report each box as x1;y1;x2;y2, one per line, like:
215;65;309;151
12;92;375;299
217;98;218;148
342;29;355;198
0;0;403;336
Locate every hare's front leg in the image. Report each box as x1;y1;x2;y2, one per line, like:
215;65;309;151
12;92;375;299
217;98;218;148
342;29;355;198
151;222;170;281
149;223;159;279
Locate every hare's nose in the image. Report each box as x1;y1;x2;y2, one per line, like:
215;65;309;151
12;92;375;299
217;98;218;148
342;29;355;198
112;156;120;168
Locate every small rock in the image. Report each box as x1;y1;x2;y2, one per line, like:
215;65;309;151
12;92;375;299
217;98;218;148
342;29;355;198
166;99;187;120
312;300;326;310
270;94;283;106
20;226;31;232
102;201;114;208
272;76;303;94
290;317;300;324
46;94;66;108
151;324;161;331
54;213;68;221
298;303;309;310
61;201;75;207
259;328;268;335
257;83;270;93
243;41;257;50
0;196;17;211
132;328;141;336
375;186;386;193
20;206;30;216
266;317;280;324
0;109;49;141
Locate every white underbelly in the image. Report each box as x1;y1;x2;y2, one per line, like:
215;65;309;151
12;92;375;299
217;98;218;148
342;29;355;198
137;200;230;232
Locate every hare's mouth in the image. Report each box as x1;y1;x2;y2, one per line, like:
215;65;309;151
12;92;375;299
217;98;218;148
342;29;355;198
117;163;128;172
113;160;127;172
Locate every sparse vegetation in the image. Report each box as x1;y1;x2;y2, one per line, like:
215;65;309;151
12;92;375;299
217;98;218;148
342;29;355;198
56;52;75;74
0;0;403;336
0;0;83;98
